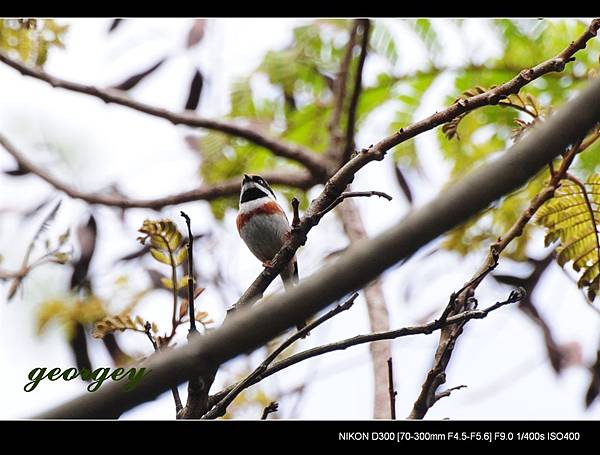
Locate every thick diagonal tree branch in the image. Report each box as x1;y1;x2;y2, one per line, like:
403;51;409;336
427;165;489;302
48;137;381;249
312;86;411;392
33;75;600;418
0;53;328;178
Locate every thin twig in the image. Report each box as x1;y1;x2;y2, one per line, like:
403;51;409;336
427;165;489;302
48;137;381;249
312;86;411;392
261;401;279;420
437;258;499;324
204;293;358;419
208;290;523;407
318;191;392;219
177;211;206;419
4;199;64;300
328;20;360;162
144;321;182;414
343;19;371;164
180;211;198;334
291;197;301;229
434;384;467;404
387;357;397;420
144;322;159;351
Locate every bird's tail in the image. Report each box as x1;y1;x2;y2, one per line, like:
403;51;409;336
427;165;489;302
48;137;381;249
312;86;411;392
281;258;309;337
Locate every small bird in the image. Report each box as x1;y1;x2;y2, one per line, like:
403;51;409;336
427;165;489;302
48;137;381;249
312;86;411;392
237;174;307;333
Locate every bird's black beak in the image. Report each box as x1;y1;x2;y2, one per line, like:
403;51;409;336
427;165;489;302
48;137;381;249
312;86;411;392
242;174;251;184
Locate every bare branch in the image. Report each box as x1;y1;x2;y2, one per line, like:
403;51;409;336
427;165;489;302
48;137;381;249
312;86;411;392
433;384;467;404
318;190;392;218
0;52;328;178
343;19;371;164
204;293;358;419
0;268;18;280
0;134;315;209
291;197;301;229
144;321;182;415
180;212;198;335
327;20;360;163
261;402;278;420
209;293;522;407
387;357;397;420
175;211;206;419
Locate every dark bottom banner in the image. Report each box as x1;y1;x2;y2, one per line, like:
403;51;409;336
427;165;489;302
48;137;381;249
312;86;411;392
5;419;596;446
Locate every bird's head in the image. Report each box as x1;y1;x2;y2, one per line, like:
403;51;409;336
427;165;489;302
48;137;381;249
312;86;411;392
240;174;277;205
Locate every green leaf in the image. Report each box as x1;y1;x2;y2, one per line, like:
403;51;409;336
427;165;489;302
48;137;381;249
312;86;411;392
409;19;441;60
370;21;399;65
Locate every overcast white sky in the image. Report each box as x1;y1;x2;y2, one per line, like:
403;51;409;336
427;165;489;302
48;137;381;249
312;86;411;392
0;18;599;420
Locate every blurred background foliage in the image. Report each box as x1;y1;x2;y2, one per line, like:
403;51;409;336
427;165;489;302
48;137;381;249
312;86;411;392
0;18;67;66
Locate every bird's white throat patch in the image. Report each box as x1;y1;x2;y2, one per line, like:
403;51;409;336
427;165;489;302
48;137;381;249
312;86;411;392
239;197;271;214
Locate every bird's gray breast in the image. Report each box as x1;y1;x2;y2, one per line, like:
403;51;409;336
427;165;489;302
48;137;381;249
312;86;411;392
240;212;290;262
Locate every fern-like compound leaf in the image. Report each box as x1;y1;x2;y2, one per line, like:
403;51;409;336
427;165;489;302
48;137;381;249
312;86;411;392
537;175;600;301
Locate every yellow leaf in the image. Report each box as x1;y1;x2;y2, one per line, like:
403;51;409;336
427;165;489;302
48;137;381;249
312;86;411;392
151;236;168;250
177;275;190;290
160;277;174;289
168;231;183;251
36;299;67;335
150;247;172;265
174;247;188;266
52;252;70;264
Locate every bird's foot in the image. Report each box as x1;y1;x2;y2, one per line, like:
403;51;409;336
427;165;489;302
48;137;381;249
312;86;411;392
262;260;274;269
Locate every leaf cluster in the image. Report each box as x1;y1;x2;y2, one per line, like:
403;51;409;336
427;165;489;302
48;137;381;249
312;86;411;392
537;176;600;301
0;19;68;66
